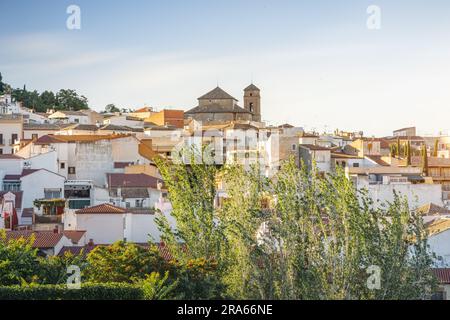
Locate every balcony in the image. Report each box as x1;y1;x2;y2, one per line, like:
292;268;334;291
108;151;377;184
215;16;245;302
34;214;63;224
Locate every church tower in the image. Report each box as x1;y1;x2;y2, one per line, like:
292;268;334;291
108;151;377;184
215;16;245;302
243;83;261;122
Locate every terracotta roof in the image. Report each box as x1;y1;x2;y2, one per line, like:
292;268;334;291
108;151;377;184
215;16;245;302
63;124;98;131
52;110;87;116
0;191;23;209
433;268;450;284
114;161;134;169
75;203;127;214
4;168;62;180
300;144;331;151
100;124;132;131
63;230;86;244
365;155;390;166
198;86;237;101
5;231;64;249
426;218;450;237
58;246;91;257
23;123;61;130
3;174;21;180
134;107;152;113
331;152;362;159
34;134;132;145
107;173;161;189
34;135;65;145
417;203;450;216
0;154;23;160
120;188;150;199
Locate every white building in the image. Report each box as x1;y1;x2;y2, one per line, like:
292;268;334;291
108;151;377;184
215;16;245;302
64;203;174;244
0;114;23;155
48;111;89;124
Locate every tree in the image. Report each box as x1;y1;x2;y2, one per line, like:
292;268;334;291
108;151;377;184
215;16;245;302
154;146;228;265
220;159;437;299
0;72;4;94
55;89;88;111
0;231;40;286
104;103;120;113
84;241;167;283
37;251;86;285
434;139;439;157
406;140;412;166
39;91;56;110
139;271;178;300
422;145;429;176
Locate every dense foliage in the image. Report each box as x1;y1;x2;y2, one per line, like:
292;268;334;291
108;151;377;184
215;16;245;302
155;148;438;300
0;283;144;300
0;72;88;112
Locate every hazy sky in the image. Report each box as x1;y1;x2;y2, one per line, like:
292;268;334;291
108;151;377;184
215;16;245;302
1;0;450;136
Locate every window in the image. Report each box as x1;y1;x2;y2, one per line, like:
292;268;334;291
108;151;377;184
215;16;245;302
44;188;62;199
292;144;297;151
0;134;3;145
60;162;65;169
249;93;253;97
74;118;79;123
31;134;38;140
0;149;2;155
68;167;76;174
3;182;21;192
353;163;360;168
126;202;131;209
249;102;254;112
11;134;18;145
135;200;143;208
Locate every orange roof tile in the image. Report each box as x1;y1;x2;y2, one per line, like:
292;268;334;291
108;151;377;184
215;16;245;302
75;203;127;214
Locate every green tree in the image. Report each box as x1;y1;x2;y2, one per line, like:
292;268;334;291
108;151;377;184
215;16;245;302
139;271;178;300
0;72;4;93
84;241;167;283
0;231;40;286
154;146;228;265
105;103;120;113
55;89;88;111
406;140;412;166
39;91;57;111
220;159;437;299
38;251;87;285
422;145;429;176
433;139;439;157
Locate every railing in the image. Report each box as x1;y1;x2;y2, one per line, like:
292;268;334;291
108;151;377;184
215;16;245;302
34;214;62;224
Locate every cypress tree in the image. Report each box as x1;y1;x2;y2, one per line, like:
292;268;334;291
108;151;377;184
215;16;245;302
406;140;412;166
422;145;429;176
434;139;439;157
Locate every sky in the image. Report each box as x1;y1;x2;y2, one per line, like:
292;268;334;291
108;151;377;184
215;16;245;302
1;0;450;136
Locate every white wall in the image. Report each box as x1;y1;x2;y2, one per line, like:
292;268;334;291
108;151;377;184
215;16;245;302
21;170;65;209
0;159;23;179
428;228;450;266
364;183;443;209
26;151;58;173
72;213;125;245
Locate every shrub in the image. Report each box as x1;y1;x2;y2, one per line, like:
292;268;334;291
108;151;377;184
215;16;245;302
0;283;143;300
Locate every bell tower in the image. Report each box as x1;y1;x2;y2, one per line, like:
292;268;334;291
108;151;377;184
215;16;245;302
243;83;261;122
